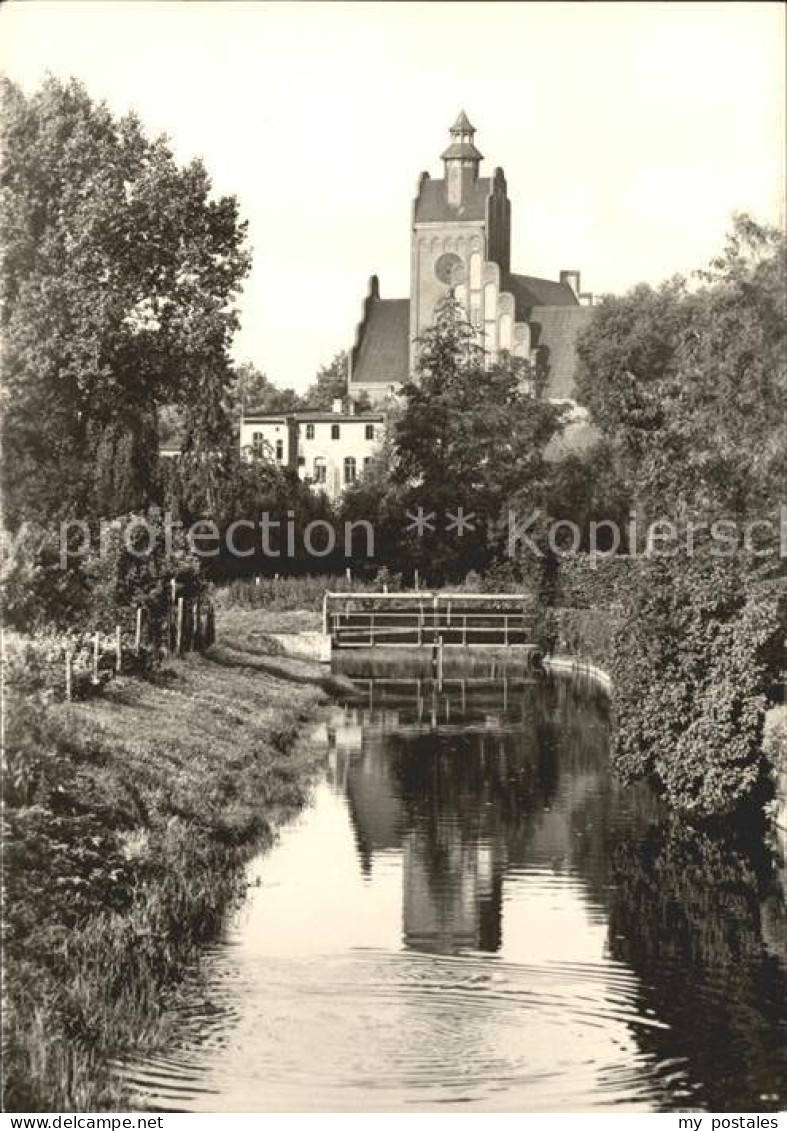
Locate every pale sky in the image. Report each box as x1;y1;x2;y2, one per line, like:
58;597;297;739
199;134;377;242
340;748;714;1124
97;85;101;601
2;1;784;391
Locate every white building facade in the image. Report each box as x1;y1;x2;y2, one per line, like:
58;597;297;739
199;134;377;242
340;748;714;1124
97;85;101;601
240;399;384;501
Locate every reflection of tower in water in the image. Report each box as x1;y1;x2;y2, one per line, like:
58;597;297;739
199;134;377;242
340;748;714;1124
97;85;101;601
403;825;504;954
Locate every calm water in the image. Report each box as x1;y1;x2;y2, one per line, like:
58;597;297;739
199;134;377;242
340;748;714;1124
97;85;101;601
119;656;787;1112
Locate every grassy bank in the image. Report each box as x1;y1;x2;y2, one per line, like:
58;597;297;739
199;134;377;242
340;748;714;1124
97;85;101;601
3;610;336;1111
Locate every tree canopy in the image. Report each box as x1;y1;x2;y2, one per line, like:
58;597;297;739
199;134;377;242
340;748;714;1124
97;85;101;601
345;298;564;582
574;214;786;528
1;75;251;524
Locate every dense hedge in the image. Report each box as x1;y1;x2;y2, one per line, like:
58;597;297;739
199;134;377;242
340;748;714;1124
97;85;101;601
607;555;785;819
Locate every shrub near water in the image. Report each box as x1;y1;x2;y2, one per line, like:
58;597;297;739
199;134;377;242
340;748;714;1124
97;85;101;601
608;553;786;820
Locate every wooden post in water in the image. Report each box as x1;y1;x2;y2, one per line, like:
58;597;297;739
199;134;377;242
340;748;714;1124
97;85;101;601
169;578;177;651
92;632;99;684
135;606;142;654
115;624;122;673
65;650;73;701
176;597;184;654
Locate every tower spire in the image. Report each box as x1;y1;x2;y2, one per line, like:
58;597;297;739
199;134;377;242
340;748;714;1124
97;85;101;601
441;110;483;206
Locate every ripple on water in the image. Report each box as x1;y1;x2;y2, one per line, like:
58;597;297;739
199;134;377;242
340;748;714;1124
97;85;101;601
117;948;683;1112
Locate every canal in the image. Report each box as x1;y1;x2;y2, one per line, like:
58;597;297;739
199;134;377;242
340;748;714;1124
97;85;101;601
119;655;787;1112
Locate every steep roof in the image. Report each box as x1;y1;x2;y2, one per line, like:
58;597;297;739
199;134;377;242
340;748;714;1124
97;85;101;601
440;141;484;161
529;305;594;400
507;273;579;316
351;298;410;386
451;109;476;132
414;176;491;222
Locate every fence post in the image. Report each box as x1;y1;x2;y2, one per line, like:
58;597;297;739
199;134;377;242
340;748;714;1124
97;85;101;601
438;634;444;691
115;624;122;673
463;614;468;648
322;592;328;635
345;567;352;586
65;650;73;702
176;597;184;654
135;606;142;654
195;596;202;651
92;632;100;684
169;578;177;651
370;609;375;648
504;615;509;647
414;569;419;591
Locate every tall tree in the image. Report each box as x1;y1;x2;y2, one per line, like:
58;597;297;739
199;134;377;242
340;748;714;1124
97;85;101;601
301;350;349;410
574;214;786;529
230;362;301;416
392;298;564;581
1;76;250;524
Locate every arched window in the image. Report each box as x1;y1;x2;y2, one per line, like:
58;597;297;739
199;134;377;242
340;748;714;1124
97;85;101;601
344;457;357;484
469;253;482;289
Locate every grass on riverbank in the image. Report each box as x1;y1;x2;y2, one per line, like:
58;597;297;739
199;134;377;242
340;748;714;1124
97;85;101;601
3;611;333;1112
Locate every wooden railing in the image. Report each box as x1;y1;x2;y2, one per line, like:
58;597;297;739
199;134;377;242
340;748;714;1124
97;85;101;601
323;592;535;650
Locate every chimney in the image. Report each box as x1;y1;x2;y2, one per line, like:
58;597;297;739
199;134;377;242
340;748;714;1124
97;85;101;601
348;400;356;416
332;397;343;415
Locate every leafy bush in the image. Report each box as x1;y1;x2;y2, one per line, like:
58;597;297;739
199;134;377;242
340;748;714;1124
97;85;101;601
609;553;785;818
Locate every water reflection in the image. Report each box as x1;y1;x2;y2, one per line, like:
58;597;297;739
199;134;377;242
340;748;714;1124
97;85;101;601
119;656;787;1112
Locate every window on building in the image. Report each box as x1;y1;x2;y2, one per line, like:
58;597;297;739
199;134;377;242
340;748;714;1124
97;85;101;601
298;456;305;466
252;431;264;456
364;424;375;441
331;424;340;440
275;439;284;462
313;457;327;484
363;456;372;469
344;457;357;484
306;423;315;439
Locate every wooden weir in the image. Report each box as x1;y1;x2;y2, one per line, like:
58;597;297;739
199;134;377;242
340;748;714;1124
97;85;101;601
322;591;535;650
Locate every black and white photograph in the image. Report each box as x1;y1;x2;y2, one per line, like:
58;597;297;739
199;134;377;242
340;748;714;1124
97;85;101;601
1;0;785;1121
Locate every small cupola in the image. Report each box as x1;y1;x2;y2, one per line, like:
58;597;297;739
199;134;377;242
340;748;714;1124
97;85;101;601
441;110;483;207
